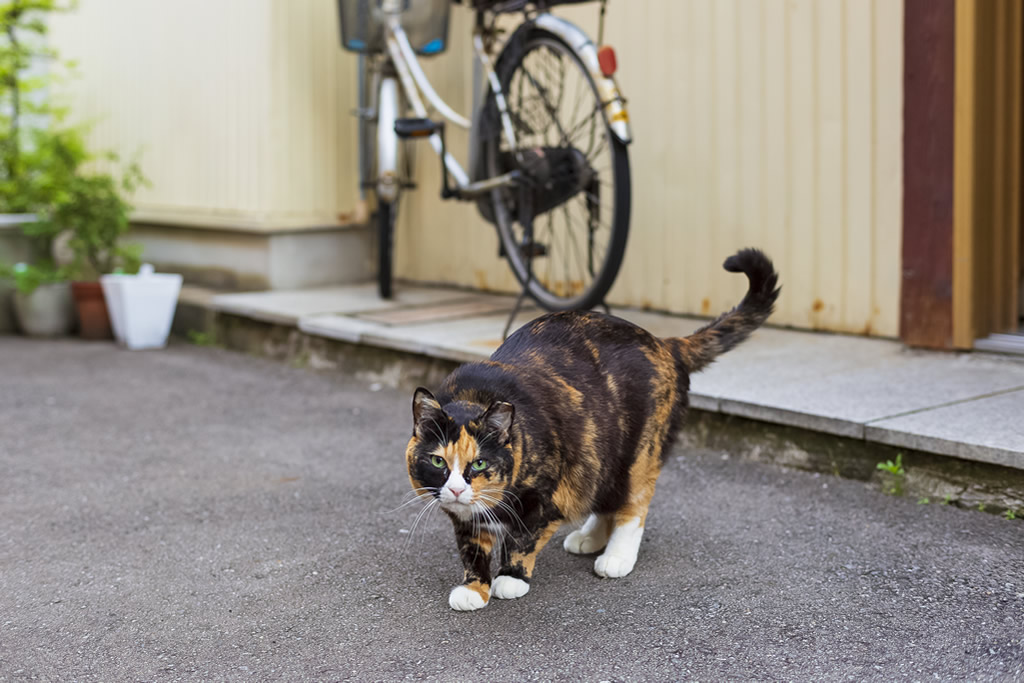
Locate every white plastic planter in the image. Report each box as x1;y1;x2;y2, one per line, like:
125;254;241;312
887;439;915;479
100;264;183;350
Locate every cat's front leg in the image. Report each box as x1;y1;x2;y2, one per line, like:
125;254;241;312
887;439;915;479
493;520;562;600
448;525;495;611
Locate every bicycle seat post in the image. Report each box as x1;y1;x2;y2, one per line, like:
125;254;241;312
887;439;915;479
394;117;456;199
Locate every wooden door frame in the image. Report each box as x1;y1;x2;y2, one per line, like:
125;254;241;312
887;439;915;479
901;0;1022;349
902;0;956;349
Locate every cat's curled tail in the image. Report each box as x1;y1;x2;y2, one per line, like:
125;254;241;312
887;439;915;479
670;248;781;373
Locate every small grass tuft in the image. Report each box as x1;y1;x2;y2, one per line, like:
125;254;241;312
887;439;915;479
876;453;906;496
187;329;218;347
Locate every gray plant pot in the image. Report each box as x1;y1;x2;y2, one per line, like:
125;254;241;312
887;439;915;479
0;213;37;333
12;282;75;337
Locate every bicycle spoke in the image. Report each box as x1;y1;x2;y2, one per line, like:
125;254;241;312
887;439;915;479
562;204;593;289
564;105;602;148
518;66;571;146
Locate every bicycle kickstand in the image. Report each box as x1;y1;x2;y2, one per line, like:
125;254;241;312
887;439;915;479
502;190;537;341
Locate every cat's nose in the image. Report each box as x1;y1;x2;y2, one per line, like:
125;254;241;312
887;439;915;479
447;485;465;498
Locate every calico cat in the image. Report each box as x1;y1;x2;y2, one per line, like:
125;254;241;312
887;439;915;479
405;248;780;611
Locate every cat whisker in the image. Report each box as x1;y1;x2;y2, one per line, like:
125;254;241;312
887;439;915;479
479;488;519;507
490;488;523;507
484;506;507;560
403;498;440;552
484;505;505;538
485;501;527;533
388;489;437;514
401;486;437;499
475;491;528;533
470;503;488;560
471;503;481;542
473;504;503;561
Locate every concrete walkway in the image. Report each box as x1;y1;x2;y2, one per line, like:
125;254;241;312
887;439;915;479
202;282;1024;472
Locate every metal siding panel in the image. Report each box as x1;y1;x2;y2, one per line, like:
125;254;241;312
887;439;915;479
738;0;765;307
815;0;845;331
873;0;904;337
712;0;742;310
48;0;360;229
761;1;793;325
844;0;876;334
788;0;818;330
647;0;669;309
660;0;691;313
688;0;716;315
45;0;904;335
606;0;651;307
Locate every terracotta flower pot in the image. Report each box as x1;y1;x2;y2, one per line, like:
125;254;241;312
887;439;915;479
71;281;113;340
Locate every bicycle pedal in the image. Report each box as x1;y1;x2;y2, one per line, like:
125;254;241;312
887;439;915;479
394;118;443;139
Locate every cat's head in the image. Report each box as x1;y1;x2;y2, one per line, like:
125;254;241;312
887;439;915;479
405;387;516;520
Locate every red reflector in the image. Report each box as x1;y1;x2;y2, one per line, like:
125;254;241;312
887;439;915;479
598;45;617;77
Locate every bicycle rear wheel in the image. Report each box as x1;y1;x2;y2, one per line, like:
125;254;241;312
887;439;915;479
485;27;631;311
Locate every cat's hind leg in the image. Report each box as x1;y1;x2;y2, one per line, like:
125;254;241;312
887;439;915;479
595;440;663;578
563;513;613;554
594;512;647;578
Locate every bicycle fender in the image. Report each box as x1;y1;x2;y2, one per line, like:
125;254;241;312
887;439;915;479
531;13;632;145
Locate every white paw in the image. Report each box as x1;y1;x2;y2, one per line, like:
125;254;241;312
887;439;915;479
594;551;637;578
491;575;530;600
448;585;488;611
563;528;607;555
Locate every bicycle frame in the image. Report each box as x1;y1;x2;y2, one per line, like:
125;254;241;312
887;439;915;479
371;2;632;203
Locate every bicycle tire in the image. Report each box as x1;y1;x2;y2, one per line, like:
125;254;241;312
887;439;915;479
485;27;631;311
377;200;395;299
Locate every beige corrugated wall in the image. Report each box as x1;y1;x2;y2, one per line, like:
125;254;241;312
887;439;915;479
48;0;903;336
397;0;904;336
48;0;361;230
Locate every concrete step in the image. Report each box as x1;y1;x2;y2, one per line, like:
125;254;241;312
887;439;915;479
129;220;373;291
178;281;1024;474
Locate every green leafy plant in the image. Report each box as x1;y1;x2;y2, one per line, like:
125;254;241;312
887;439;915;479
0;259;70;293
1005;509;1017;521
187;329;218;347
0;0;66;213
0;0;73;294
1;0;144;293
41;152;147;278
876;453;906;496
876;453;905;477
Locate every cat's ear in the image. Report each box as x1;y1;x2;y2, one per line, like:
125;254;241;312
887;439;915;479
482;400;515;445
412;387;443;437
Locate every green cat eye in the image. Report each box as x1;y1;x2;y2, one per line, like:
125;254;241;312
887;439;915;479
471;459;488;472
430;455;446;469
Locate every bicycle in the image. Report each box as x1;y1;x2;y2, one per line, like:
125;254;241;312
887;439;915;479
337;0;632;313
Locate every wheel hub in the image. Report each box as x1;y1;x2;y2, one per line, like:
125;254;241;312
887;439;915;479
501;146;595;217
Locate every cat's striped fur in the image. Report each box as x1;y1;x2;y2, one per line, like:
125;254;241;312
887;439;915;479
406;249;780;610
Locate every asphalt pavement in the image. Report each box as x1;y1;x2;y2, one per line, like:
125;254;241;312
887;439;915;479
1;338;1021;681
